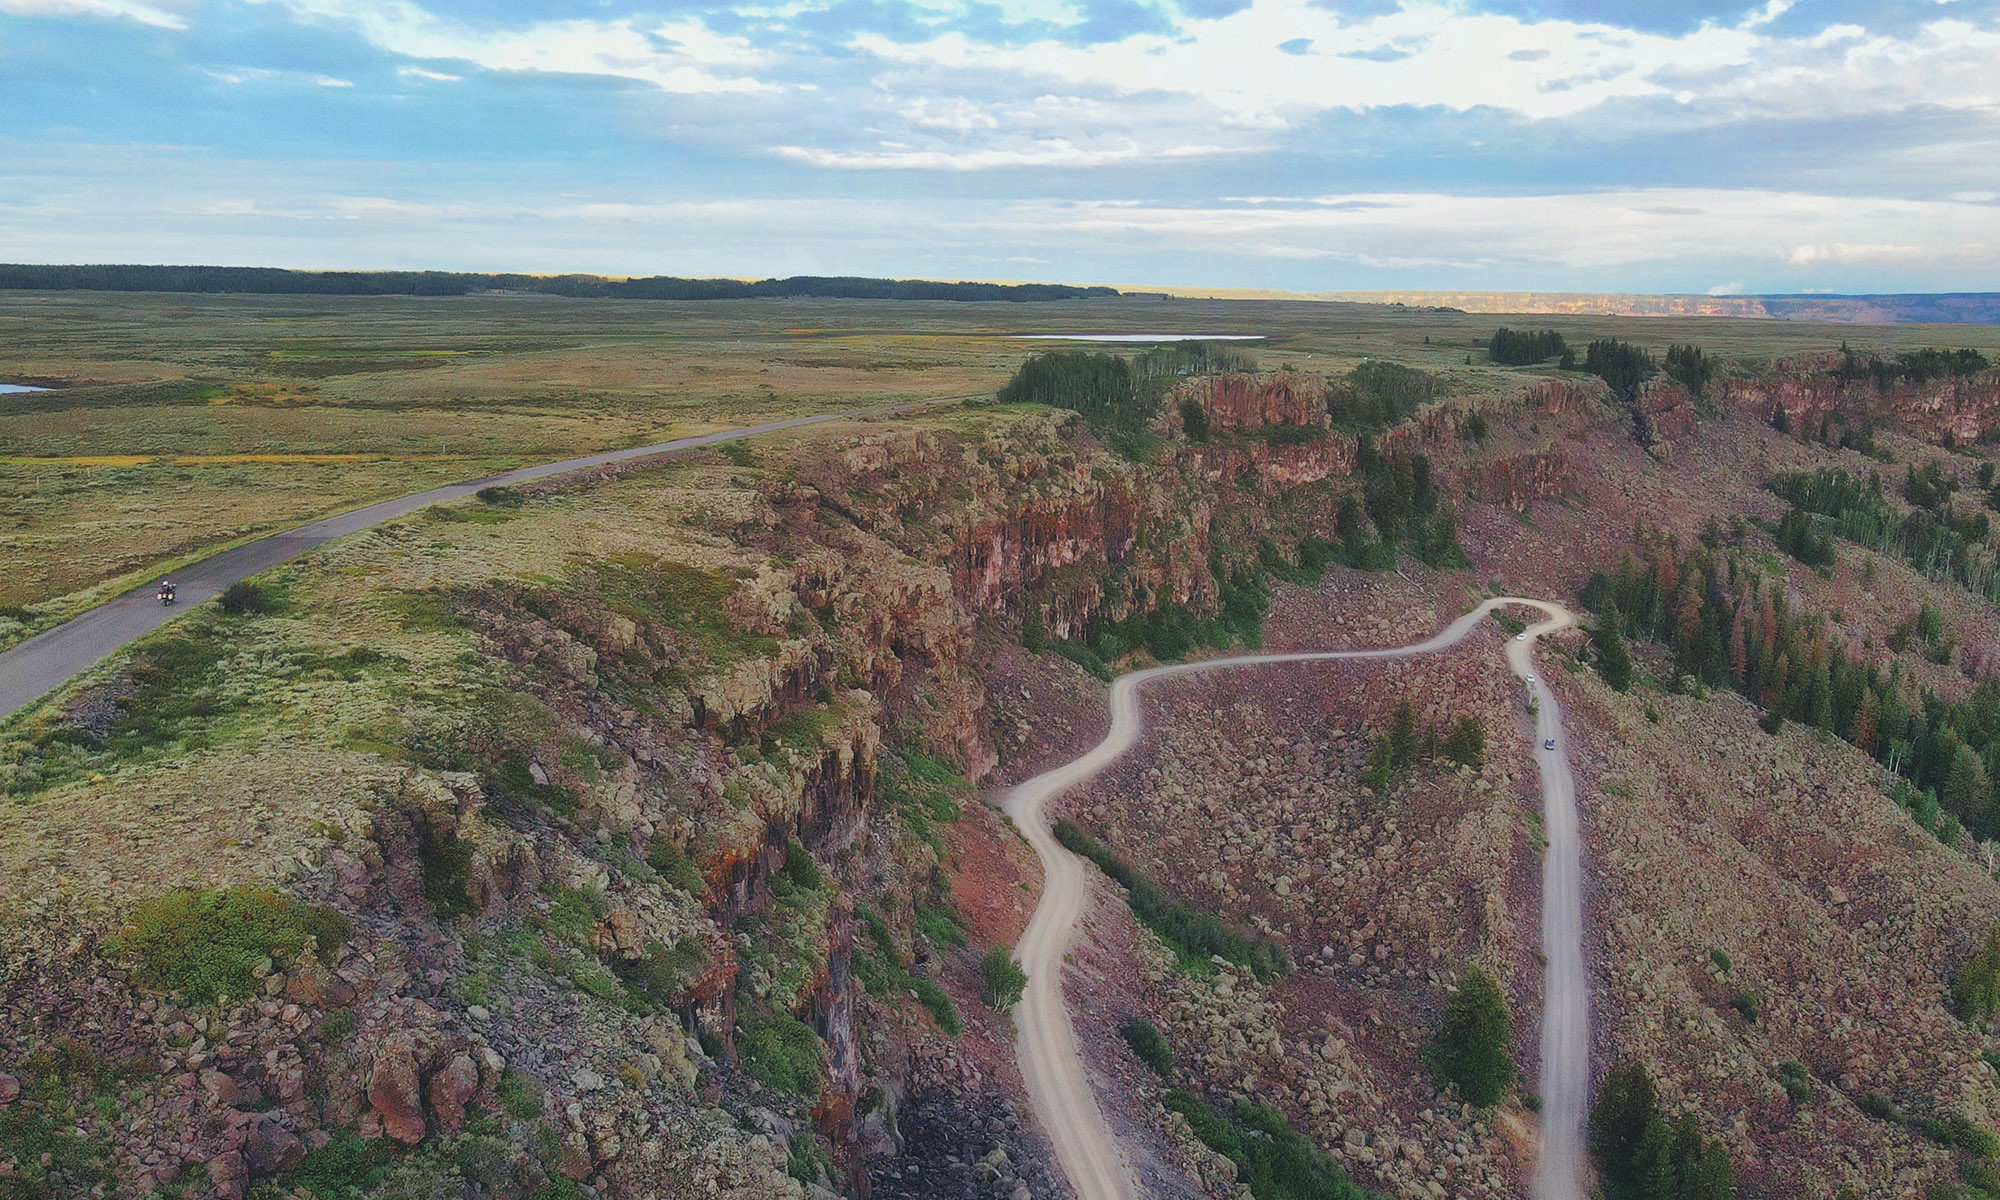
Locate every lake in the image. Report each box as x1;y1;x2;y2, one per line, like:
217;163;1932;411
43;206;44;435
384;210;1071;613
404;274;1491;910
0;383;48;394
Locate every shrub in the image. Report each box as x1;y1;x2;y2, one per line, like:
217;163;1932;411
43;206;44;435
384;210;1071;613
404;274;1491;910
1178;396;1210;442
1164;1091;1370;1200
108;888;351;1006
1708;947;1733;973
1440;715;1486;769
1778;1060;1813;1103
1053;820;1287;979
1857;1092;1901;1122
1953;926;2000;1023
915;902;969;948
1429;965;1516;1106
737;1011;825;1095
980;945;1027;1012
217;580;274;616
645;836;708;898
1731;992;1761;1023
911;977;963;1035
495;1068;543;1119
418;830;475;920
1122;1017;1175;1076
285;1129;391;1197
474;485;525;508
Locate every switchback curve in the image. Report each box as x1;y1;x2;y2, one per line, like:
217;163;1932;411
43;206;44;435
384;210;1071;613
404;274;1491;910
1000;597;1586;1200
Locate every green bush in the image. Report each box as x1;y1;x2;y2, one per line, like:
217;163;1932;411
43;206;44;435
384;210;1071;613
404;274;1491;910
1054;820;1287;980
495;1068;543;1119
418;830;476;919
1857;1092;1901;1122
217;580;275;616
1955;927;2000;1022
1731;992;1761;1023
1121;1017;1175;1076
1429;965;1516;1106
1440;715;1486;769
1164;1091;1369;1200
980;945;1027;1012
1778;1060;1813;1103
911;977;963;1035
284;1130;391;1197
107;887;351;1006
915;902;969;948
645;836;708;897
737;1011;825;1095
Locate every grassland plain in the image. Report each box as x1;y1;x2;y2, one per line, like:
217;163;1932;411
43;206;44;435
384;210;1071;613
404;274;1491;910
6;289;1995;627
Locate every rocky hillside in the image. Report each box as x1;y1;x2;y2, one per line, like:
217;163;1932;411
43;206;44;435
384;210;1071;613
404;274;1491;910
4;349;2000;1200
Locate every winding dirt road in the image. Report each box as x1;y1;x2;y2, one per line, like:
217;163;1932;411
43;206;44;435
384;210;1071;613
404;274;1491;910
1001;597;1585;1200
0;401;965;722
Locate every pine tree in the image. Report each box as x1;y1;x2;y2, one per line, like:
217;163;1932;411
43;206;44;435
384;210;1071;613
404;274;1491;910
1388;700;1420;769
1595;604;1635;692
1441;715;1486;768
1944;744;1993;832
1591;1063;1659;1200
1430;965;1515;1106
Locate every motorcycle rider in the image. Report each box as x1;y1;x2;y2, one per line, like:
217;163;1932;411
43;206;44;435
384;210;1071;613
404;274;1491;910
156;579;176;605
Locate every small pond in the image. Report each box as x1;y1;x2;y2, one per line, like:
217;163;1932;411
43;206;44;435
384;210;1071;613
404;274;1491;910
0;383;49;394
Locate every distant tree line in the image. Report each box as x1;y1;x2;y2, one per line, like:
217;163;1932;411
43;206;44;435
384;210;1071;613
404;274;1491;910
1664;344;1715;399
1584;338;1657;399
1325;361;1440;431
1582;528;2000;843
1487;328;1568;366
1835;343;1992;389
996;341;1258;450
0;263;1119;302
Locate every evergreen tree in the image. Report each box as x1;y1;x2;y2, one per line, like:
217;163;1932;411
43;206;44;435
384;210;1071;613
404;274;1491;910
1388;700;1420;769
1594;604;1635;692
1441;715;1487;768
1951;925;2000;1022
1944;744;1994;834
1430;965;1515;1106
1591;1063;1660;1200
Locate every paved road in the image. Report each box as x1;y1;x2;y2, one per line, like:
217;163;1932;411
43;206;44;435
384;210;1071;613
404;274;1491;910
1001;597;1583;1200
0;405;928;721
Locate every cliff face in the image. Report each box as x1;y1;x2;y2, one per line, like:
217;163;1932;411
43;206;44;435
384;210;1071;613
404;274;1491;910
1721;367;2000;445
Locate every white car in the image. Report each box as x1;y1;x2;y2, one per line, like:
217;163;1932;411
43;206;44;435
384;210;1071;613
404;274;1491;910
1515;633;1527;641
1543;738;1557;750
1525;675;1537;684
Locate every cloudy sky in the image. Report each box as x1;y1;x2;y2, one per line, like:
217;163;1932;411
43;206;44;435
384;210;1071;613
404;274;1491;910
2;0;1997;292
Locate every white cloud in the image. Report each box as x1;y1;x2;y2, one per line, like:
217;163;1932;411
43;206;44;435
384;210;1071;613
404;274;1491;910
0;0;187;27
772;140;1244;170
1707;281;1745;295
252;0;777;94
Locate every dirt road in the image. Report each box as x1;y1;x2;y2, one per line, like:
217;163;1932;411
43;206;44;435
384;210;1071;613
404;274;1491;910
1001;597;1583;1200
0;403;954;722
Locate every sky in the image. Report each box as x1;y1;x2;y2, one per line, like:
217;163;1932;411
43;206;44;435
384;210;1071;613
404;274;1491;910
2;0;1997;293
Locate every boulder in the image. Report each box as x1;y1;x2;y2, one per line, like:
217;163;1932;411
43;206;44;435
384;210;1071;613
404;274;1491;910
426;1053;481;1133
367;1041;427;1145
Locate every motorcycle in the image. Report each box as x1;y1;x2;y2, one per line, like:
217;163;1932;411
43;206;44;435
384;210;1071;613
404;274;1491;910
156;585;176;607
